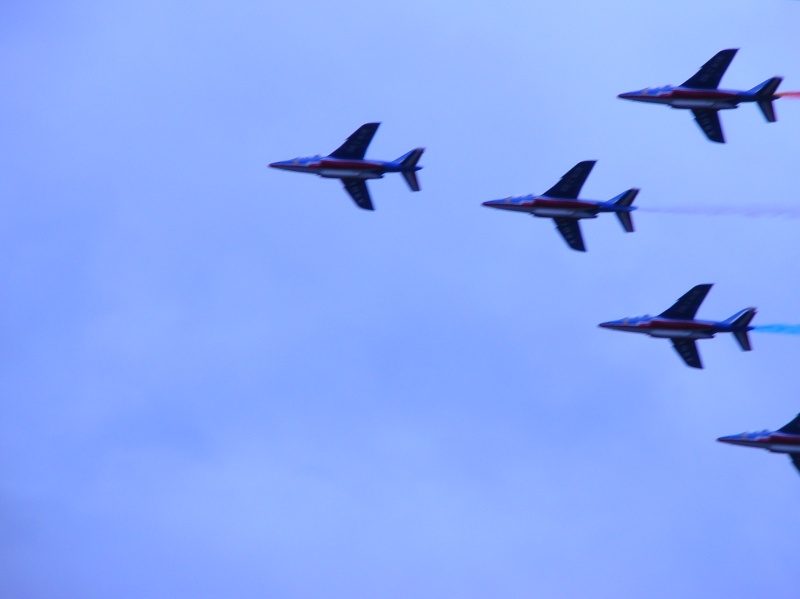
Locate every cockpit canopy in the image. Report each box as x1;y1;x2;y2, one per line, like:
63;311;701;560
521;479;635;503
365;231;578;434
503;195;535;204
641;86;672;95
741;430;771;440
622;315;652;324
292;155;322;165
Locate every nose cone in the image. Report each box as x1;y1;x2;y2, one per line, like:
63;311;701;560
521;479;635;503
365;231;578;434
716;434;753;447
598;320;622;330
269;159;300;170
482;199;505;208
617;90;641;101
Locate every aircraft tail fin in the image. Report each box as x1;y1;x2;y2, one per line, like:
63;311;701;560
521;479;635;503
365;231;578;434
608;188;639;233
395;148;424;192
725;307;757;351
749;77;782;123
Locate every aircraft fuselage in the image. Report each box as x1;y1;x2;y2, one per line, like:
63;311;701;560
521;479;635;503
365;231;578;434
482;196;627;219
619;86;748;110
598;317;738;339
269;156;416;180
718;431;800;455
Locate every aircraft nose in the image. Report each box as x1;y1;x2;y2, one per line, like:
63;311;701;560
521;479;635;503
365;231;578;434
617;91;638;100
716;434;750;447
482;199;504;207
268;159;293;169
598;321;615;329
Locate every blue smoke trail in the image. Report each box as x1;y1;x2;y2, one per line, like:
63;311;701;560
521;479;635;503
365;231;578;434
639;206;800;219
753;325;800;335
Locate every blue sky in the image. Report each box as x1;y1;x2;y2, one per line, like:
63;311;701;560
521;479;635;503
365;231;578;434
2;1;800;597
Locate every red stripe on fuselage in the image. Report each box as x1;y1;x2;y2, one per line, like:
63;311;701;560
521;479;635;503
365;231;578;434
649;320;715;330
318;160;383;170
535;198;596;209
768;433;800;445
671;89;739;100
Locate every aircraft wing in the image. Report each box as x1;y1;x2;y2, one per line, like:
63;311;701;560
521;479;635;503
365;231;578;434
329;123;380;160
790;454;800;476
692;109;725;143
778;414;800;435
660;284;713;320
681;49;738;89
553;217;586;252
341;178;374;210
671;339;703;369
543;160;596;199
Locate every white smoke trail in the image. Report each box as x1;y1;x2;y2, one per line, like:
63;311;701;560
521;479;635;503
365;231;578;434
639;206;800;219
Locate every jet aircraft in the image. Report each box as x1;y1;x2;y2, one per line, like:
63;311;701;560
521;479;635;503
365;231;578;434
598;284;756;369
618;48;782;143
481;161;638;252
718;414;800;476
269;122;424;211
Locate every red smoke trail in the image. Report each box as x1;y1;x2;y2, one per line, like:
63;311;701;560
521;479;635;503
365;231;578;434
776;91;800;98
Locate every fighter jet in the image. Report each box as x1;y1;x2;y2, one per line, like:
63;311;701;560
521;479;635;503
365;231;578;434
481;161;638;252
618;48;782;143
269;122;424;211
598;284;756;369
718;414;800;476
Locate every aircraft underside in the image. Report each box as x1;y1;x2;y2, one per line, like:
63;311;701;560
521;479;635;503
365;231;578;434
648;329;715;339
318;169;384;179
531;208;597;219
670;100;738;110
766;445;800;454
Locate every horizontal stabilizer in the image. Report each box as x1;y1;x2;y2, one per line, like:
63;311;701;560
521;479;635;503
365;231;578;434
733;330;752;351
402;171;421;192
758;100;777;123
396;148;424;192
751;77;782;122
726;308;756;351
609;189;638;232
617;212;634;233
